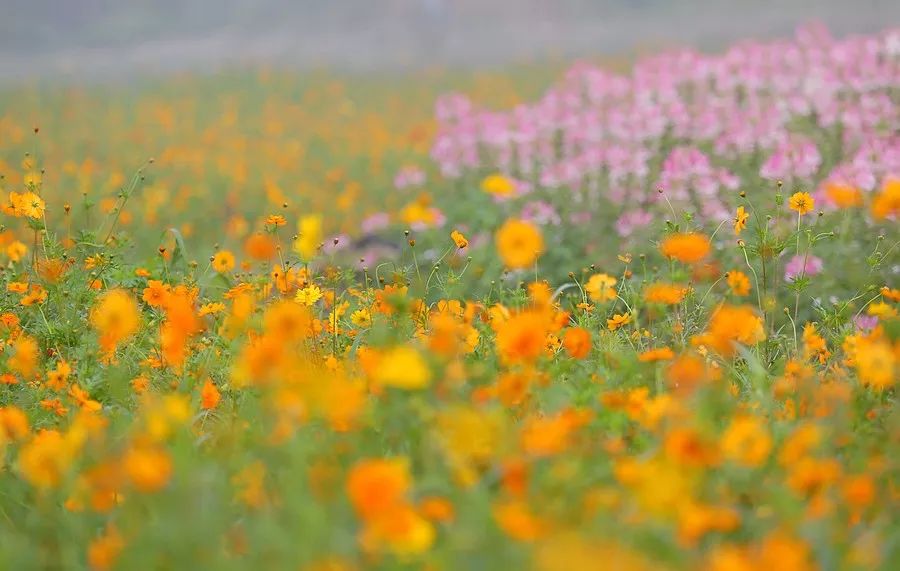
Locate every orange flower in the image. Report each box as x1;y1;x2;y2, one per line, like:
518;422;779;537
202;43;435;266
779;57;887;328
695;305;766;357
8;334;39;377
87;525;125;571
563;327;592;359
20;285;48;306
492;500;546;541
496;219;544;269
720;415;771;467
824;182;862;208
871;178;900;220
495;310;551;364
142;280;171;307
419;496;455;523
244;233;277;261
90;289;140;357
644;283;687;305
200;378;221;410
726;270;751;296
659;233;710;264
638;347;675;362
665;353;718;392
265;214;287;227
346;458;410;520
123;445;172;493
520;409;588;457
450;229;469;249
0;405;29;441
17;429;75;489
607;312;631;331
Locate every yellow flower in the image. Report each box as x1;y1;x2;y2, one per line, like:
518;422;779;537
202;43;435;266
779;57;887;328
295;284;323;306
867;301;897;320
212;250;235;273
733;206;749;235
18;429;76;489
496;219;543;269
294;215;323;260
373;347;431;389
90;289;140;356
788;191;814;215
350;308;372;327
481;174;516;197
720;415;771;467
199;302;225;316
585;273;617;302
8;191;45;219
854;337;895;390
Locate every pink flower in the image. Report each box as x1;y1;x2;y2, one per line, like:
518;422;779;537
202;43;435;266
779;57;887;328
361;213;390;234
784;255;823;281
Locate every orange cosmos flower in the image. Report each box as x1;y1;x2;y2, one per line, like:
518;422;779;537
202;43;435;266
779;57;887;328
726;270;751;296
122;445;172;493
0;405;29;441
563;327;592;359
824;182;862;208
659;233;711;264
496;219;544;269
346;458;411;520
200;378;221;410
638;347;675;362
450;229;469;249
243;233;277;261
720;415;772;467
265;214;287;227
695;304;766;357
607;312;632;331
87;524;125;571
495;310;551;364
142;280;171;307
871;178;900;220
492;500;546;541
90;290;140;357
17;429;74;489
8;334;39;377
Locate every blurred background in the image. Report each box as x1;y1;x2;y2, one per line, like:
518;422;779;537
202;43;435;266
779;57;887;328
2;0;899;82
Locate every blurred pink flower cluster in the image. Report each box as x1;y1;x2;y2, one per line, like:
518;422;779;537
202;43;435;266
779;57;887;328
431;25;900;235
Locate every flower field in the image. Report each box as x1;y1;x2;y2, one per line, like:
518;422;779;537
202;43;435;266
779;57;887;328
0;24;898;570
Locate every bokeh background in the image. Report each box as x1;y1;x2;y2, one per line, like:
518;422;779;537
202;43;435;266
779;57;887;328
3;0;900;81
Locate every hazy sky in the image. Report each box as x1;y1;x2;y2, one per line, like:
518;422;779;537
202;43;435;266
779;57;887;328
2;0;898;81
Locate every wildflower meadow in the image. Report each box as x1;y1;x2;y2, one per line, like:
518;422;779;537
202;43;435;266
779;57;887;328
0;22;898;571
